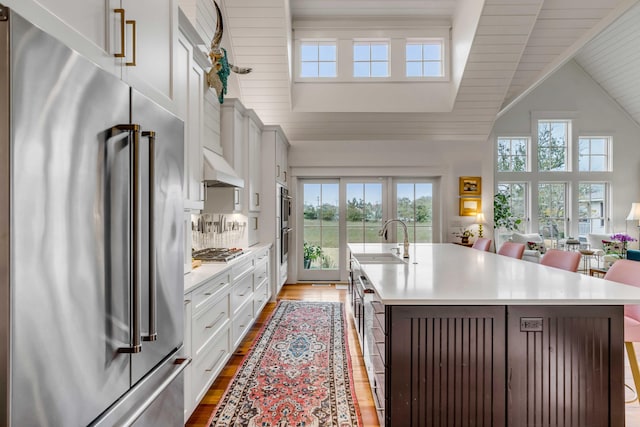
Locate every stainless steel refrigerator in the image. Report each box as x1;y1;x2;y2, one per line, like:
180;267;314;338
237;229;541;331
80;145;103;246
0;5;188;426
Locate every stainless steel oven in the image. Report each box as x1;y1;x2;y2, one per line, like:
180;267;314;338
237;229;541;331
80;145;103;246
280;186;292;263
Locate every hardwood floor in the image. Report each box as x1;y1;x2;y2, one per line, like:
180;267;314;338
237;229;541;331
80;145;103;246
185;283;379;427
186;282;640;427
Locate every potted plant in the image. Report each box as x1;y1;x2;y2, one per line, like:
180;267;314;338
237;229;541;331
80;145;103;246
493;192;522;249
303;241;323;269
453;227;475;244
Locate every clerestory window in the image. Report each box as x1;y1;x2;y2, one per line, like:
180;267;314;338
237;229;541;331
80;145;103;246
353;41;389;78
300;41;337;78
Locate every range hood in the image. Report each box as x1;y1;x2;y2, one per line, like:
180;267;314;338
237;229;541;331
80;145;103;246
203;148;244;188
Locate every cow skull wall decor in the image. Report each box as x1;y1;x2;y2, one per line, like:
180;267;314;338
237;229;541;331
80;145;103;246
206;0;252;103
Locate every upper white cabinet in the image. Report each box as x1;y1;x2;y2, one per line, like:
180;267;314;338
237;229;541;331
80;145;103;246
275;131;289;186
219;99;247;213
116;0;178;111
176;30;205;210
247;111;263;212
6;0;178;114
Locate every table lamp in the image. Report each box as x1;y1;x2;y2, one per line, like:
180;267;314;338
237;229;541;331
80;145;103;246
476;212;486;238
627;202;640;243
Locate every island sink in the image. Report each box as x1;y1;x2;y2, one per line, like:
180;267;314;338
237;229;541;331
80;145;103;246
350;252;406;264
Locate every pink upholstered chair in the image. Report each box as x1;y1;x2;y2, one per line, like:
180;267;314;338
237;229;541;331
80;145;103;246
539;249;581;272
603;260;640;403
472;238;492;252
497;242;525;259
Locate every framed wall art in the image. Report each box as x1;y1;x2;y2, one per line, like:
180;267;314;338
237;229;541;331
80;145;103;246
459;176;481;196
459;197;481;216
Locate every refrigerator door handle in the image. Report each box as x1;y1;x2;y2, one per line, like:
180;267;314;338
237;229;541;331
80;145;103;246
114;123;143;354
141;130;157;342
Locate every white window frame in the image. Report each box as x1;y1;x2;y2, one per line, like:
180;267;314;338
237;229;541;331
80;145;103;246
497;137;530;172
578;136;611;172
536;119;571;172
405;38;444;79
352;40;390;78
297;40;338;79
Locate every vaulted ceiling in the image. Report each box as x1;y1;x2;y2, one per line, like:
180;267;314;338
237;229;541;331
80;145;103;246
216;0;640;143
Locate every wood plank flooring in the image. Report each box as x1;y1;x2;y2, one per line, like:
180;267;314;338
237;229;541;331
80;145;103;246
186;283;640;427
185;283;379;427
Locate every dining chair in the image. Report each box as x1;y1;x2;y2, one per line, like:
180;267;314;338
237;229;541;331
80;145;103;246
603;260;640;404
497;242;525;259
471;238;492;252
539;249;581;272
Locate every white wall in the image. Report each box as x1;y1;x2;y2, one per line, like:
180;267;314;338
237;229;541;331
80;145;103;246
493;59;640;241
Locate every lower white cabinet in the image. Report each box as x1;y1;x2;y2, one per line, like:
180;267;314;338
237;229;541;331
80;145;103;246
184;246;272;421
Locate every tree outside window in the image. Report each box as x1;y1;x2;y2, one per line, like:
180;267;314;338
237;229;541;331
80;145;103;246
497;137;528;172
538;183;566;244
538;120;569;171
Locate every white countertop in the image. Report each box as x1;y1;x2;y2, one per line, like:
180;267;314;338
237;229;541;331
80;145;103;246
349;243;640;305
184;243;271;294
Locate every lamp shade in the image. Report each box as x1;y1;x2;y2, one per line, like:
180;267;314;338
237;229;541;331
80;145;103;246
627;203;640;221
476;212;485;223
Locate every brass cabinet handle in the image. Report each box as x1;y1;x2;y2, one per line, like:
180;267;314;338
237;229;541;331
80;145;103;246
114;9;126;58
126;19;137;66
255;192;260;206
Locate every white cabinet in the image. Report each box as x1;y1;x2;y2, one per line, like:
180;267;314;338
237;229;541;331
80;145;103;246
117;0;177;111
275;131;289;186
247;112;263;212
8;0;178;114
183;271;231;419
260;126;290;296
183;247;271;420
176;31;205;210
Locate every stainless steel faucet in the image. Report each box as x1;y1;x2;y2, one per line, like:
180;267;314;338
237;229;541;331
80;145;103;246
379;219;410;258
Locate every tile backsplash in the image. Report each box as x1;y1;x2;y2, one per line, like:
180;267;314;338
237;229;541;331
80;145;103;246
191;212;247;250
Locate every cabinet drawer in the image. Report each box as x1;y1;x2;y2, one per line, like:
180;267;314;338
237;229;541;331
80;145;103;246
232;257;254;282
233;300;255;347
253;248;269;263
372;299;385;333
253;281;269;317
254;262;268;288
372;325;386;365
192;273;230;314
193;294;230;357
193;326;230;404
231;273;254;314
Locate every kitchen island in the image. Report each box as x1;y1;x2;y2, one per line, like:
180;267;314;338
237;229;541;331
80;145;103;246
348;243;640;427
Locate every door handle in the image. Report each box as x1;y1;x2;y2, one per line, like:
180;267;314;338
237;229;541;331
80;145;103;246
141;131;157;342
125;19;137;66
114;124;143;354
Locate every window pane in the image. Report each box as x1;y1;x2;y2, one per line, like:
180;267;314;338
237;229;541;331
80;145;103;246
424;62;440;76
406;44;421;61
578;155;589;171
318;45;336;61
591;156;606;171
538;120;567;171
353;44;370;61
406;62;422;77
301;62;318;77
354;62;369;77
371;61;388;77
301;44;318;61
591;138;606;154
423;44;441;60
318;62;336;77
371;44;388;60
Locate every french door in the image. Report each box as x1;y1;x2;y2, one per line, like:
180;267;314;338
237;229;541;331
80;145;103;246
298;178;439;282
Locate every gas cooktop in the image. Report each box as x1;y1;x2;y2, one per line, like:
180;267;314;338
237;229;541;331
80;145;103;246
192;248;248;262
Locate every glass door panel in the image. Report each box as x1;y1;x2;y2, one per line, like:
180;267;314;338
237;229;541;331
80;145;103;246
396;182;433;243
346;183;383;244
538;182;566;248
302;181;339;278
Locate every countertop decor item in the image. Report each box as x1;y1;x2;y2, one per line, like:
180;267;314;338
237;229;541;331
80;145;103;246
210;301;362;426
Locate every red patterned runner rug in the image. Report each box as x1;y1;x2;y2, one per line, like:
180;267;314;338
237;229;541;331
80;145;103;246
210;301;362;427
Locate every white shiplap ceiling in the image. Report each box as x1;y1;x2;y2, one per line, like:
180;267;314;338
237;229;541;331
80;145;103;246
217;0;640;144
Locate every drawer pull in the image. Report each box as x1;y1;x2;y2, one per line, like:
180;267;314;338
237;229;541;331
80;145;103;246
204;292;213;296
205;312;226;329
204;350;226;372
